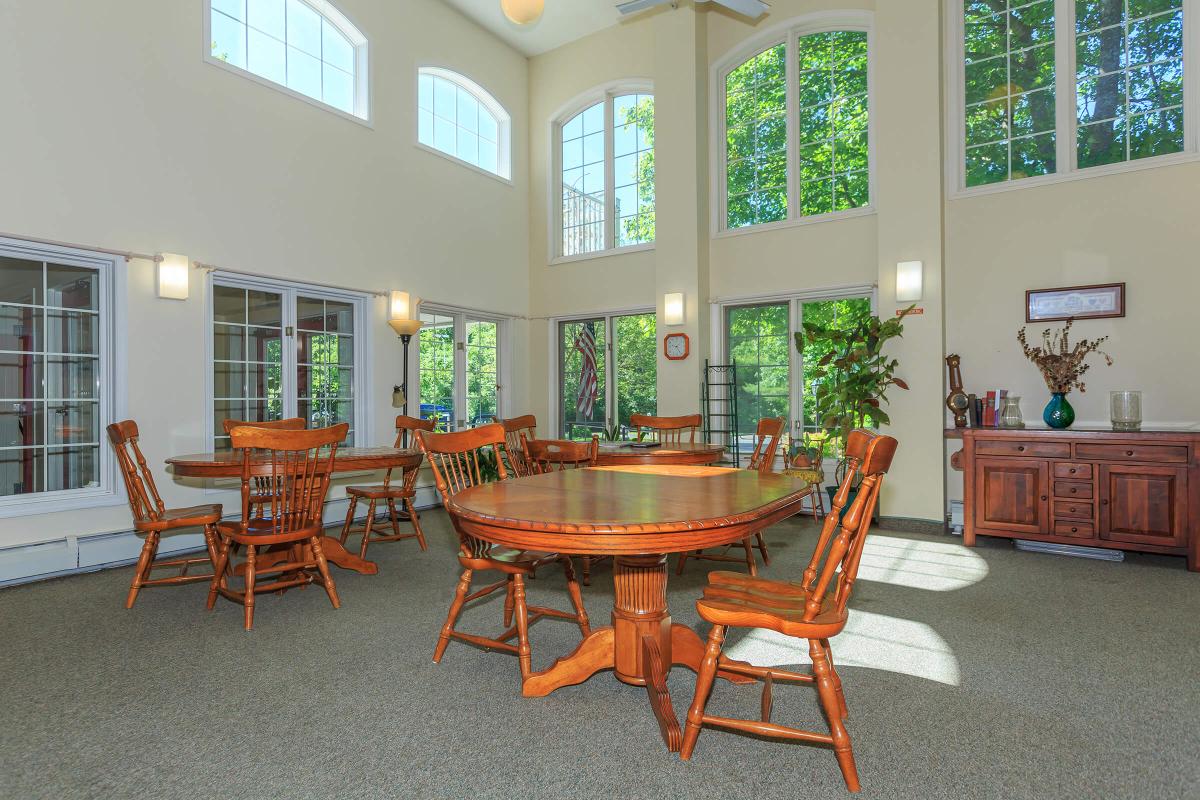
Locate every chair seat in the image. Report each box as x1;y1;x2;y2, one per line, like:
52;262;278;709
345;484;412;499
460;547;560;574
217;519;324;545
696;571;847;639
137;504;223;532
781;468;823;485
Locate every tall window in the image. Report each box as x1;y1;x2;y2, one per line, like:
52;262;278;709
207;0;369;120
557;312;657;438
417;309;505;432
719;16;873;232
211;278;364;449
557;89;656;259
0;240;116;511
418;68;512;180
956;0;1189;191
724;294;872;459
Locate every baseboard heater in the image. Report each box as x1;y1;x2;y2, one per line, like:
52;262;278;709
1014;539;1125;562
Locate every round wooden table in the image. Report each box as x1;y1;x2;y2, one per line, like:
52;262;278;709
594;441;725;466
448;464;810;751
166;447;423;575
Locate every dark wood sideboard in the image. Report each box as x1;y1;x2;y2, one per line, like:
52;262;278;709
959;428;1199;571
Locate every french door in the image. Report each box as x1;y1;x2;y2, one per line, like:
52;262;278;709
557;311;657;438
723;291;874;461
417;308;503;432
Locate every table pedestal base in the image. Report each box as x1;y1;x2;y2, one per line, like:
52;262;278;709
235;536;378;577
521;554;752;751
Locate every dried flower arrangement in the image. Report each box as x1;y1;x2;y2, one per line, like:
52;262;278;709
1017;319;1113;394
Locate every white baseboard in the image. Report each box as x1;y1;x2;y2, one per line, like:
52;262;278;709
0;486;442;588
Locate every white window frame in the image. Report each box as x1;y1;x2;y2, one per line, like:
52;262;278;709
947;0;1200;199
710;11;877;239
412;303;512;432
708;284;877;454
547;305;656;438
416;67;513;183
0;237;126;519
204;271;371;450
202;0;372;125
549;80;656;265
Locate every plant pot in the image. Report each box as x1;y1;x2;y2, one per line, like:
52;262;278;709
1043;392;1075;429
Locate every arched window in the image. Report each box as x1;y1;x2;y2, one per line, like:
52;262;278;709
206;0;369;121
716;14;873;232
418;68;512;180
554;87;655;260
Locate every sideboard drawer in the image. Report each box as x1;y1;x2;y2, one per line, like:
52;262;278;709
1053;500;1093;520
1075;443;1189;464
977;440;1071;459
1053;462;1093;479
1054;521;1095;538
1053;480;1093;499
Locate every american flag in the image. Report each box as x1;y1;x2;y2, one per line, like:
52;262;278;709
574;323;598;418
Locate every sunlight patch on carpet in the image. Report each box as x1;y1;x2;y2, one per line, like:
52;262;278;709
854;534;989;591
723;610;961;686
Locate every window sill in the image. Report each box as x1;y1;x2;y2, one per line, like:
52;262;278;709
713;206;876;239
415;142;513;186
0;488;125;520
949;149;1200;200
203;55;373;128
550;242;655;266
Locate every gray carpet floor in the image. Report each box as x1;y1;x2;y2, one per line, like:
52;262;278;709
1;512;1198;800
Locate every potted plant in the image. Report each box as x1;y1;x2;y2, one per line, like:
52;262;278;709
795;306;913;513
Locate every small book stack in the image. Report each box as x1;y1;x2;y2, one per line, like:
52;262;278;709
967;390;1007;428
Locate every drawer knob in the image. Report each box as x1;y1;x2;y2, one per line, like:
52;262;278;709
1069;468;1077;474
1071;527;1078;533
1101;499;1109;506
1017;446;1026;452
1070;488;1077;493
1040;495;1047;501
1069;507;1077;512
1126;451;1134;456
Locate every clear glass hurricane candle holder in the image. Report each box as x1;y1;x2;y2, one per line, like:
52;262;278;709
1110;390;1142;432
999;396;1024;429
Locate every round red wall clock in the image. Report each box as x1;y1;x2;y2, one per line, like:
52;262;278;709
663;332;690;360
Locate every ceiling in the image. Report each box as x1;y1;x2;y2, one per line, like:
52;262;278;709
442;0;625;57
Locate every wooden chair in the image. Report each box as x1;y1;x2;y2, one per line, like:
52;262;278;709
676;417;785;577
782;431;828;521
521;434;607;585
221;417;306;518
679;429;899;793
338;415;433;558
207;423;349;630
630;413;703;445
495;414;537;477
418;422;590;683
107;421;222;608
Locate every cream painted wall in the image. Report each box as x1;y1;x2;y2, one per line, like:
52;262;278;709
0;0;531;547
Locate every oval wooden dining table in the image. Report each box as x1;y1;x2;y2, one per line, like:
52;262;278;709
594;441;725;467
166;447;423;576
448;464;811;751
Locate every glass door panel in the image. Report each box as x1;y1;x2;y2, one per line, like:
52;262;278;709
465;319;498;426
418;312;457;431
726;303;790;459
559;318;607;439
613;312;657;431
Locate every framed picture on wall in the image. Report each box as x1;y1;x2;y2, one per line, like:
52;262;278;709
1026;283;1125;323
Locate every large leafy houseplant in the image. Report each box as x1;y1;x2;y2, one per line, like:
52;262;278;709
795;306;913;486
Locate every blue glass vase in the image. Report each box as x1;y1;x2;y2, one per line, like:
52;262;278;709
1043;392;1075;429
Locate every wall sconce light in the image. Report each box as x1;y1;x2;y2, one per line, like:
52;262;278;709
896;261;924;303
663;292;685;326
388;291;423;416
156;253;189;300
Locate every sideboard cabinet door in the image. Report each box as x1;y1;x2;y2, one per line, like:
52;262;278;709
974;457;1049;534
1098;465;1188;547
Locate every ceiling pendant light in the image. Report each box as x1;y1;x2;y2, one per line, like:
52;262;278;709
501;0;544;25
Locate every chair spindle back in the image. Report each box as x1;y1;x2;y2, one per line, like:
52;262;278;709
521;434;599;474
496;415;537;477
228;423;348;535
389;415;436;491
746;417;786;474
417;423;512;558
107;420;166;524
222;418;307;497
798;429;897;621
630;413;703;445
